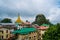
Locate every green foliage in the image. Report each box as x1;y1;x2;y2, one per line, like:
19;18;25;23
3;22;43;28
32;14;51;26
0;18;12;23
43;23;60;40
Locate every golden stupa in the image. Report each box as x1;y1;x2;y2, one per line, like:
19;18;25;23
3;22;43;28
15;14;23;23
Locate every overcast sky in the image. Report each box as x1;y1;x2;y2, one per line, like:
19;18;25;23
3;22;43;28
0;0;60;24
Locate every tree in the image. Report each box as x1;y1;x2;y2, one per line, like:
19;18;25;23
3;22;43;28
56;23;60;40
0;18;12;23
32;14;51;26
43;23;60;40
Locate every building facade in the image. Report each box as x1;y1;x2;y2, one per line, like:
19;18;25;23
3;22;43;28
17;32;38;40
0;28;12;40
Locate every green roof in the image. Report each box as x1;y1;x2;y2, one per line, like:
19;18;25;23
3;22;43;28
41;24;49;27
12;27;37;35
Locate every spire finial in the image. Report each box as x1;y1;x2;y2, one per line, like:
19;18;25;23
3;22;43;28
18;13;20;16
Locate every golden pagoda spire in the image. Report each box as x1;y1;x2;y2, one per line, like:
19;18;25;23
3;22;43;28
15;13;23;23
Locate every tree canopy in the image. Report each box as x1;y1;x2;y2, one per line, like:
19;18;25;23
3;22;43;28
43;23;60;40
32;14;51;26
0;18;12;23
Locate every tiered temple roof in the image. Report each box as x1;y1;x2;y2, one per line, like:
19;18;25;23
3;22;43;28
12;27;37;35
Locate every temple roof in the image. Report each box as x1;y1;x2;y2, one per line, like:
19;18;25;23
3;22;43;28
15;14;23;23
41;24;49;27
12;27;37;35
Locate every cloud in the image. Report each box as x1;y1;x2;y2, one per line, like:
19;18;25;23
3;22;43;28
0;0;60;24
47;7;60;23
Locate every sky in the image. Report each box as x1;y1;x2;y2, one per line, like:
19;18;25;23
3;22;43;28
0;0;60;24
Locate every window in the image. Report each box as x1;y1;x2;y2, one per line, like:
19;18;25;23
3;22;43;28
2;31;3;34
2;36;3;39
6;35;8;38
34;36;36;37
29;37;31;39
38;39;40;40
6;30;8;33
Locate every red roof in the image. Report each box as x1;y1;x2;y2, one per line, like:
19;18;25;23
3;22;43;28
38;26;48;30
